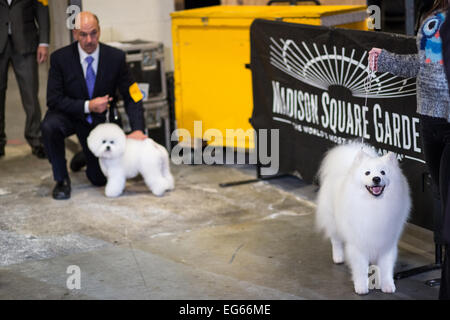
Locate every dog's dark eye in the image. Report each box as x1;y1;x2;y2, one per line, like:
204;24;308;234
365;171;370;176
110;141;114;144
102;140;106;144
381;170;385;175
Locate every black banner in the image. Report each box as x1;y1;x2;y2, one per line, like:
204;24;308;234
250;19;434;230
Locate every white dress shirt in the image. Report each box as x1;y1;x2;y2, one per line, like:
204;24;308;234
78;43;100;114
7;0;12;34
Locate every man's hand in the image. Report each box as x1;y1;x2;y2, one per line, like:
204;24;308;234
37;46;49;64
127;130;147;140
89;95;113;114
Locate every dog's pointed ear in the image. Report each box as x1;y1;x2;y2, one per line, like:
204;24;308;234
354;148;369;162
382;151;398;164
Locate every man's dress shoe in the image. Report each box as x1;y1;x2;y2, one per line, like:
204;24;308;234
52;178;71;200
32;145;47;159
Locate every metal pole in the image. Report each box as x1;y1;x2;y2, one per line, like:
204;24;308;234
405;0;415;36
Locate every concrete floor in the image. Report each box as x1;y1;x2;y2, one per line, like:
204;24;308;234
0;65;442;300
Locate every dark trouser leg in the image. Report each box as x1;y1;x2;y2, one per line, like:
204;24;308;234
440;133;450;300
420;116;446;244
444;190;450;299
41;111;75;182
11;48;42;148
444;175;450;246
421;117;450;300
440;246;450;300
75;121;106;186
0;39;11;150
440;132;450;243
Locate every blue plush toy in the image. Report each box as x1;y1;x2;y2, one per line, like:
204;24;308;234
420;12;446;64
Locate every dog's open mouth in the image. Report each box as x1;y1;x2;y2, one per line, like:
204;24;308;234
366;185;385;197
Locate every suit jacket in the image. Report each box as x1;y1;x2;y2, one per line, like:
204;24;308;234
0;0;50;55
46;42;145;132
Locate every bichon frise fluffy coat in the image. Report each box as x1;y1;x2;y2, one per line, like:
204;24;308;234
316;142;410;295
87;123;174;197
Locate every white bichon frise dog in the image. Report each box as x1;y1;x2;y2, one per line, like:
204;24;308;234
87;123;174;198
316;142;410;295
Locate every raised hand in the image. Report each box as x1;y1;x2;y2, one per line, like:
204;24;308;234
89;95;113;114
368;48;382;71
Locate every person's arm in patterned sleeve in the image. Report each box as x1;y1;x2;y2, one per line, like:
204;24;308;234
369;48;420;78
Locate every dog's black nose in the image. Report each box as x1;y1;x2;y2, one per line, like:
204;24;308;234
372;176;381;184
106;146;111;151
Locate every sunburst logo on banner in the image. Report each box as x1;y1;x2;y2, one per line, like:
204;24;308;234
269;38;416;99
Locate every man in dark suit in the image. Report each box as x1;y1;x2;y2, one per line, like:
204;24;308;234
41;11;146;200
0;0;49;158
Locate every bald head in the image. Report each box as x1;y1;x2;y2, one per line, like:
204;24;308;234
77;12;99;28
73;11;101;54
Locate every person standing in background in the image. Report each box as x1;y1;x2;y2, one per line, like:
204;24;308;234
370;0;450;300
438;1;450;301
0;0;50;158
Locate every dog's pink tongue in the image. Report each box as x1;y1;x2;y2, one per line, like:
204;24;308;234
372;186;382;195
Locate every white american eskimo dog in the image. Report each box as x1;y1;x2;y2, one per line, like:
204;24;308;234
316;142;410;295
